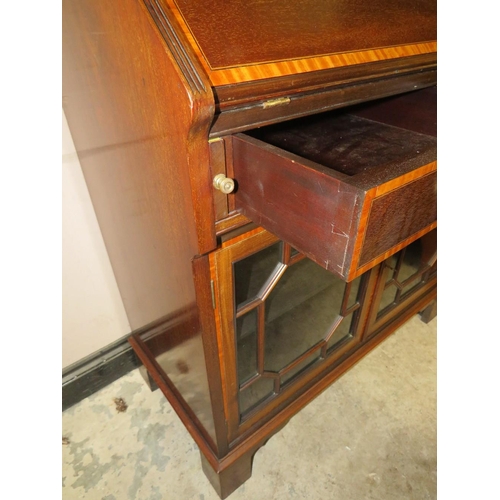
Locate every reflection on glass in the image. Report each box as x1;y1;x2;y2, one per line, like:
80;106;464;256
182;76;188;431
347;276;362;310
281;351;320;385
263;258;345;373
379;285;397;313
385;253;398;270
234;241;364;418
428;260;437;278
239;377;275;415
377;236;436;319
234;242;281;307
236;311;257;384
326;317;353;352
398;240;423;284
325;276;361;352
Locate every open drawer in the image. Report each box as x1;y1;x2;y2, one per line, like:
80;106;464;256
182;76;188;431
231;86;437;281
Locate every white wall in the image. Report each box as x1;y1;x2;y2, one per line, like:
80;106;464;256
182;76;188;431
62;110;130;368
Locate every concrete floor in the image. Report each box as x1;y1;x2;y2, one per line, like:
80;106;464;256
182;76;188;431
62;314;436;500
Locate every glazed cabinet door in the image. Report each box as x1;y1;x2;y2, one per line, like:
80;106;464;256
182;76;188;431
365;229;437;338
210;227;371;443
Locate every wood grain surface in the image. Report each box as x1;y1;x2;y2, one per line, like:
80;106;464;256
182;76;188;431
63;0;216;329
150;0;437;86
64;0;438;496
63;0;220;452
358;172;437;267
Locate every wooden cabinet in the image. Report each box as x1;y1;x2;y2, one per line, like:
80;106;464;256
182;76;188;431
209;226;436;447
63;0;437;497
129;223;436;498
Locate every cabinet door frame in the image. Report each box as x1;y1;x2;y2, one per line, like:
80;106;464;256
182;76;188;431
364;233;437;338
209;227;370;444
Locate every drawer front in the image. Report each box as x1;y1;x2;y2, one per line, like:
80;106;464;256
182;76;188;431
231;88;437;282
353;166;437;277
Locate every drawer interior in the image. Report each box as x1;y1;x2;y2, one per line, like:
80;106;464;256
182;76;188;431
232;86;437;281
246;86;436;179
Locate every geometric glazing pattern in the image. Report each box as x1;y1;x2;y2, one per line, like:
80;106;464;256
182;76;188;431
377;232;437;319
234;241;363;418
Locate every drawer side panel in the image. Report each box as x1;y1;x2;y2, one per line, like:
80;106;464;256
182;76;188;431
232;136;361;279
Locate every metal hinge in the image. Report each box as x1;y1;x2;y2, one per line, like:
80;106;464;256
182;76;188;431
210;280;216;309
208;137;223;144
262;97;291;109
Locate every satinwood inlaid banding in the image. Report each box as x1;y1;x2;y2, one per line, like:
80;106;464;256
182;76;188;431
152;0;437;86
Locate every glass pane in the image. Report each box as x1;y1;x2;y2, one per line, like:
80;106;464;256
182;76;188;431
326;316;353;352
398;240;423;284
378;284;397;315
236;310;258;384
281;351;321;385
264;258;345;373
385;253;398;271
428;260;437;278
346;276;362;309
239;377;275;415
377;252;403;318
377;234;437;320
325;276;362;353
234;242;281;307
401;280;422;297
234;242;368;413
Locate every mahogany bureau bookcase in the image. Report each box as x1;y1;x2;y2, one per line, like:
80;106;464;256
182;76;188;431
62;0;437;497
